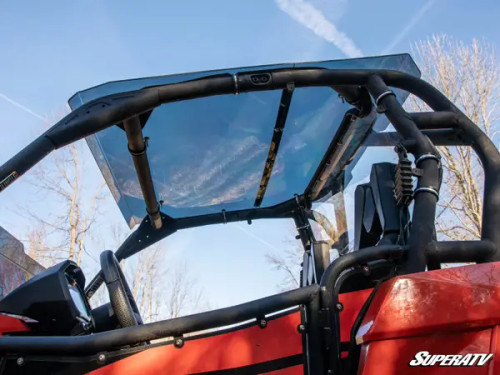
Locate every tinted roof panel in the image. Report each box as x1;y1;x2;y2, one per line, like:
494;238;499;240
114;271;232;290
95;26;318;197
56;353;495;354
70;55;420;226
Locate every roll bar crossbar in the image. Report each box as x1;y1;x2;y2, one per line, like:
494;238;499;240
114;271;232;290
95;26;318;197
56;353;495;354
0;285;319;355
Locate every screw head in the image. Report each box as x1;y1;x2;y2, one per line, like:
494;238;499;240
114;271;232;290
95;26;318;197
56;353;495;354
258;319;267;329
16;357;25;366
97;353;106;363
335;302;344;312
297;324;306;333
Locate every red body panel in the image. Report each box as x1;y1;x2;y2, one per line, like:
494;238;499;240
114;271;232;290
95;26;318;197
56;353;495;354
338;288;373;358
0;314;30;335
358;328;493;374
339;288;372;343
357;262;500;374
357;262;500;344
89;311;304;375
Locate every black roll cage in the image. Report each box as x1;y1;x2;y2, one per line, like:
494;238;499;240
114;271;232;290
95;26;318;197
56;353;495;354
1;66;500;374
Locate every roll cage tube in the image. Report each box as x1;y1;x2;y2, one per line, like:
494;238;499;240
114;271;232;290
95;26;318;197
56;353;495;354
1;68;500;275
0;284;320;355
122;116;162;229
366;75;442;273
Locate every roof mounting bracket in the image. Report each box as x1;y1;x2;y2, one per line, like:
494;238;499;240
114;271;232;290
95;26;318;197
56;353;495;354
254;83;295;207
117;109;153;131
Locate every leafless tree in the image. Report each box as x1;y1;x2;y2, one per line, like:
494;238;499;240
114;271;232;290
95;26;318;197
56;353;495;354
130;245;161;322
25;226;62;267
129;245;205;322
266;226;303;291
163;264;204;319
408;35;499;240
25;141;106;265
7;105;105;267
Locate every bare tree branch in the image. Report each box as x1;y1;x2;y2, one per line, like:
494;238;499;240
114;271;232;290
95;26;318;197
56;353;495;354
128;245;207;322
408;35;499;241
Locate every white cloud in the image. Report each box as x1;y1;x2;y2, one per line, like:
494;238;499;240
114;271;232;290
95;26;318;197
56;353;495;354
275;0;363;58
381;0;436;54
309;0;348;22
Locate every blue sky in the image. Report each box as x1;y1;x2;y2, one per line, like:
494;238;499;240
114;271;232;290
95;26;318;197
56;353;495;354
1;0;499;309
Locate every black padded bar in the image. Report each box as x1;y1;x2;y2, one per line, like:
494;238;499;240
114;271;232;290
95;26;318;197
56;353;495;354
123;116;162;229
0;89;162;188
366;75;441;274
409;111;500;257
364;129;472;147
426;240;496;263
0;284;319;355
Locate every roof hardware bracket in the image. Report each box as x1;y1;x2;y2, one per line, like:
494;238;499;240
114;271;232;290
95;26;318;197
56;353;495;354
296;223;311;231
253;84;295;207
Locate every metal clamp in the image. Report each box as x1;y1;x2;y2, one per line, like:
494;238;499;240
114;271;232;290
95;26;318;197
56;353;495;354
146;205;161;216
233;74;239;95
375;90;395;105
128;145;146;156
413;187;439;200
415;153;441;167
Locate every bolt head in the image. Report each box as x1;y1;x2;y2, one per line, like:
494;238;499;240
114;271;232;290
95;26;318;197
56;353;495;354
16;357;25;366
174;338;184;348
258;319;267;328
297;324;306;333
335;302;344;312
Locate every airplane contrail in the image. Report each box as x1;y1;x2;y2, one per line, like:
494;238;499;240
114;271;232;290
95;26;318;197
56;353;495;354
274;0;363;58
0;93;45;121
381;0;436;55
236;224;278;252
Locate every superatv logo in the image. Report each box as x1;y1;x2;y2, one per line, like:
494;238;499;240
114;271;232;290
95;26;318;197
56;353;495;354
409;351;493;367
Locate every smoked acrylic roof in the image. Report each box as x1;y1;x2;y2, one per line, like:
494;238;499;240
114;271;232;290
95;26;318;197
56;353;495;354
68;54;420;227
